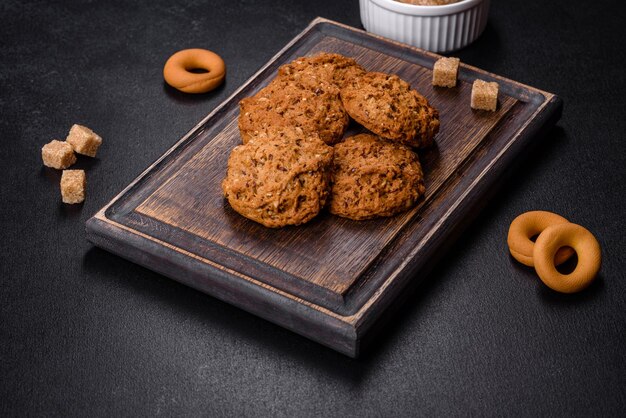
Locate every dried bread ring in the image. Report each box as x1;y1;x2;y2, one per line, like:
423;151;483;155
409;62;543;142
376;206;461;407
507;211;574;267
163;49;225;94
533;223;601;293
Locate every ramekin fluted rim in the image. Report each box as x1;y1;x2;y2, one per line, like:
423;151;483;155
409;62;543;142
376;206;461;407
368;0;484;16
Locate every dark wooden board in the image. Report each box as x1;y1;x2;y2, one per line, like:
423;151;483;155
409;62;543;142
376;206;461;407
86;17;562;357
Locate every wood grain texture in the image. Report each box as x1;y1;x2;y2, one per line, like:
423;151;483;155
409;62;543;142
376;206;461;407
86;18;562;357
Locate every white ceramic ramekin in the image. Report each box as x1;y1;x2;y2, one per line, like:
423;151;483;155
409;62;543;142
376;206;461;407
359;0;490;53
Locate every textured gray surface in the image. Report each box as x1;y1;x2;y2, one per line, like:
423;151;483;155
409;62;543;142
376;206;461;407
1;0;625;416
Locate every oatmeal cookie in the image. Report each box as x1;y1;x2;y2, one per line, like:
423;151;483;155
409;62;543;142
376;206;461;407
329;133;425;220
340;72;439;148
222;128;334;228
278;52;366;89
238;77;349;145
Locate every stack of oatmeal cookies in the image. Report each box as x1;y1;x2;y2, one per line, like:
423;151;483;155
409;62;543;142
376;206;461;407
222;52;439;228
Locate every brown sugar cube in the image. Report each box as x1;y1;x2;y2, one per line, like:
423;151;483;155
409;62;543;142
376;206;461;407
432;57;460;88
66;124;102;157
60;170;86;204
471;79;499;111
41;140;76;169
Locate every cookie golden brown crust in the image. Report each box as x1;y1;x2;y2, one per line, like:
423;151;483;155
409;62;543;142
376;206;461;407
340;72;439;148
238;77;349;145
329;133;426;220
278;52;366;90
222;128;334;228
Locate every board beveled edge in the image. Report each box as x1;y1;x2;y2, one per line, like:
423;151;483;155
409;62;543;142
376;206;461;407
85;17;564;357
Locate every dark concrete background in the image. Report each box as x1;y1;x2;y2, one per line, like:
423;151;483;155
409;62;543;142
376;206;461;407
1;0;625;416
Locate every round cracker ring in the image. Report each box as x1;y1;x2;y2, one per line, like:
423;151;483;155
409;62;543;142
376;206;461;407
533;223;601;294
507;211;574;267
163;48;226;94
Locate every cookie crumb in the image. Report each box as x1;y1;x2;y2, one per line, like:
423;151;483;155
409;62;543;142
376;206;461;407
471;79;498;111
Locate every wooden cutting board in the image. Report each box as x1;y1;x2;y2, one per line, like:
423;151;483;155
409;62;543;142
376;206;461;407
86;17;562;357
